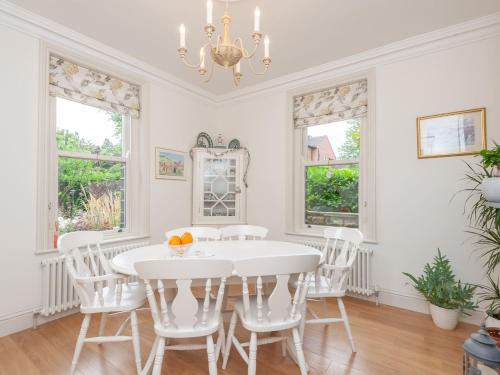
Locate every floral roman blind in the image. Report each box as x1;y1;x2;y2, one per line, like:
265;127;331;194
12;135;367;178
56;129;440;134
49;54;141;118
293;79;367;128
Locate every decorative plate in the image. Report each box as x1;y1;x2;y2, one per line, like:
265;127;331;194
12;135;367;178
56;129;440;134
196;132;213;148
228;138;241;149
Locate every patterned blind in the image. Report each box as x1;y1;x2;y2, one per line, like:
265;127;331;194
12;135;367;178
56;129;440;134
49;54;141;118
293;79;367;128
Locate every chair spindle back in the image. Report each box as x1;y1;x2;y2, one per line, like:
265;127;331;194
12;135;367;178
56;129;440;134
134;259;233;330
234;254;320;323
220;225;269;241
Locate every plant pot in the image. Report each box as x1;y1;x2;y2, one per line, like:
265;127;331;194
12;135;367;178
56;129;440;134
481;177;500;203
485;315;500;346
429;303;460;330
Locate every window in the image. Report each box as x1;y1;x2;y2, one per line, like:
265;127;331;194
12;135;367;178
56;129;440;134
290;77;376;241
37;52;148;252
55;97;129;235
304;119;361;228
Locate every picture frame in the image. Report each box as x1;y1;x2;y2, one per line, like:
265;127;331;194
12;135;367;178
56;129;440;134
155;147;188;180
416;108;486;159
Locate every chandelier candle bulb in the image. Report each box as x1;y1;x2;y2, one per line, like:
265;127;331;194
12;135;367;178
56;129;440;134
179;24;186;48
200;48;206;69
206;0;213;25
264;35;269;58
254;7;260;32
235;61;240;73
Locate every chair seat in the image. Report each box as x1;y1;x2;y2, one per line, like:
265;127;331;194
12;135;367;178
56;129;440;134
154;300;221;338
81;283;146;313
293;275;346;298
234;296;302;333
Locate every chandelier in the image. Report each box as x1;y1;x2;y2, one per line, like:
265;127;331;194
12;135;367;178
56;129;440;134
177;0;271;86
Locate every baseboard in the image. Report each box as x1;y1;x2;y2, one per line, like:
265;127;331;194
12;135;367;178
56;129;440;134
0;308;78;337
349;288;484;326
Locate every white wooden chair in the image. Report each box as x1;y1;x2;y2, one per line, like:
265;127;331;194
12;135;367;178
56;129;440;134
165;226;221;242
58;231;146;375
220;225;268;240
222;254;320;375
134;258;233;375
302;227;363;353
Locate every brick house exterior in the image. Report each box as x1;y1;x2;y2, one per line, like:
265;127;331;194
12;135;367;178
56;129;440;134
307;135;336;161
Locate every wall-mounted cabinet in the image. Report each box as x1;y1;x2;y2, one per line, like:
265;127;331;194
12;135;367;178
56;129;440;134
192;148;247;225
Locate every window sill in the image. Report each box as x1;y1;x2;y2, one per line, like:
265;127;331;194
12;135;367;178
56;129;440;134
35;234;150;255
285;230;378;245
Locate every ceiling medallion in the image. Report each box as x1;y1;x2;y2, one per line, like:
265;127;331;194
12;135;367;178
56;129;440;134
177;0;271;86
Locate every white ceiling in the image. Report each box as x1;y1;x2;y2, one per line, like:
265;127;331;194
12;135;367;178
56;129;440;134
8;0;500;95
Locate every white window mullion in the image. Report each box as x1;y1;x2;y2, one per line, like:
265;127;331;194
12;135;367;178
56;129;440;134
57;150;127;163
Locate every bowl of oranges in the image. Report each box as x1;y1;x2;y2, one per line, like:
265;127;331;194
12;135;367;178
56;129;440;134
167;232;194;257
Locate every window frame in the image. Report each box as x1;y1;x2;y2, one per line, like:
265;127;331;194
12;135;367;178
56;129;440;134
36;45;150;253
287;72;377;243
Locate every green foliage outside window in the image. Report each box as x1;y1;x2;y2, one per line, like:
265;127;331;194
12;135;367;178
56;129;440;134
306;166;359;213
57;113;124;233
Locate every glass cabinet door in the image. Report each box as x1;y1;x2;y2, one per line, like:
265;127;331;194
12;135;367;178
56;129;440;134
202;157;237;218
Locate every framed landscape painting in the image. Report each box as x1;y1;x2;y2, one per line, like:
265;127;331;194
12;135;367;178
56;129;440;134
155;148;188;180
417;108;486;159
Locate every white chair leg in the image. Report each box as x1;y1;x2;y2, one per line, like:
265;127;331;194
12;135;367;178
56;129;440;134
98;312;108;339
222;311;237;369
292;328;308;375
152;337;166;375
70;314;91;375
321;298;328;317
206;335;217;375
215;321;225;362
299;303;307;340
141;336;159;375
280;333;287;358
338;298;356;353
248;332;257;375
130;310;142;374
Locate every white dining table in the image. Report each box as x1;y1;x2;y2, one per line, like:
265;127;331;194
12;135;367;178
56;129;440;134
110;240;322;277
111;240;320;370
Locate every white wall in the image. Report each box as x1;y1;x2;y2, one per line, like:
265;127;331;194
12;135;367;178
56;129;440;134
148;83;215;245
0;23;41;335
0;23;216;336
213;36;500;316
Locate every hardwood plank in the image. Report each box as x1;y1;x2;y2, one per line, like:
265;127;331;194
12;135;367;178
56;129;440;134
0;297;475;374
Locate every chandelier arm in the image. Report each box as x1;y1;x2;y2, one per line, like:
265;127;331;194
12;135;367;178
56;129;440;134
181;42;213;69
180;56;202;69
202;58;216;83
235;37;260;59
247;58;270;75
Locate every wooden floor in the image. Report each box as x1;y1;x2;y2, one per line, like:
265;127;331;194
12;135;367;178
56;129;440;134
0;297;475;375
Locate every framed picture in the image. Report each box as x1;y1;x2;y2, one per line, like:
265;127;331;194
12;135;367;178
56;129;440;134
155;148;188;180
417;108;486;159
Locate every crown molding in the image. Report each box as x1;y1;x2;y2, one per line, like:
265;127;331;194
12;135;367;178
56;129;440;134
216;11;500;104
0;0;218;104
0;0;499;106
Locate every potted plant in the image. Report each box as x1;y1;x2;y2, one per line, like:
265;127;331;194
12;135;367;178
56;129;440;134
478;275;500;343
479;143;500;203
403;249;477;330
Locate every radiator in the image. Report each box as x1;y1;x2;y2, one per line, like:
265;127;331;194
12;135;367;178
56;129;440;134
40;241;148;317
291;239;375;297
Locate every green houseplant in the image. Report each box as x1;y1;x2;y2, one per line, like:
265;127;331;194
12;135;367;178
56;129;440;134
478;275;500;341
403;249;477;330
479;143;500;203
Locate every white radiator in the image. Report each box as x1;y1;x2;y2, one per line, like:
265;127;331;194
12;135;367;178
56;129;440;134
40;241;148;317
291;239;375;297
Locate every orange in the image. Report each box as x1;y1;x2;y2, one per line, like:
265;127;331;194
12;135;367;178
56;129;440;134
168;235;182;246
181;232;193;245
